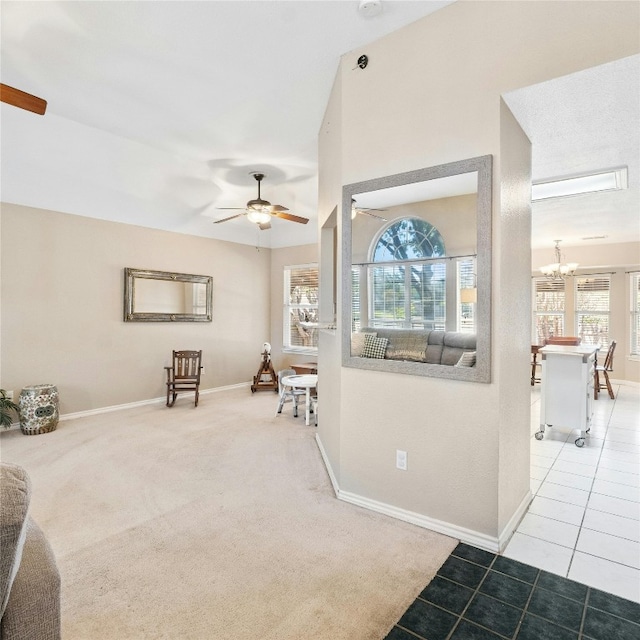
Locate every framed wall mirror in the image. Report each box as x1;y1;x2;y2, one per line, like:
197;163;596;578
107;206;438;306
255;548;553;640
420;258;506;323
342;155;492;382
124;268;213;322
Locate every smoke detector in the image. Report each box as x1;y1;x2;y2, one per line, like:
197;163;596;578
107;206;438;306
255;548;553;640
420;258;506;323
359;1;383;18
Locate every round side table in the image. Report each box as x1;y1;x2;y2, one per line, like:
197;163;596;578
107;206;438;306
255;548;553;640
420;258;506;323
18;384;59;435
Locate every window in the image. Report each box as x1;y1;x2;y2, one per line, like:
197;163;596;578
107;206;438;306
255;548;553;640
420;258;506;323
373;217;446;262
283;264;318;353
533;278;565;343
368;218;447;329
458;258;476;333
575;276;610;347
631;273;640;356
351;266;361;332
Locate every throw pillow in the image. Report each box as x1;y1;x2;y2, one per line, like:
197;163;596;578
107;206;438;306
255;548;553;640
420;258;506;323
455;351;476;367
361;334;389;359
385;333;428;362
351;332;377;357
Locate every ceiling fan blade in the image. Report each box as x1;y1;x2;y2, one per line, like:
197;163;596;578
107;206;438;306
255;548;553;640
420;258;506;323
272;211;309;225
215;175;297;226
0;83;47;115
213;213;245;224
360;210;388;221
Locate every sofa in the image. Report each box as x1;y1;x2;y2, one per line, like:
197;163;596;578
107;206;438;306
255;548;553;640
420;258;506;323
355;327;477;367
0;463;61;640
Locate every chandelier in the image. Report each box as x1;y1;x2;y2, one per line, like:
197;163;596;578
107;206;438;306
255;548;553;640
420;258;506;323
539;240;579;280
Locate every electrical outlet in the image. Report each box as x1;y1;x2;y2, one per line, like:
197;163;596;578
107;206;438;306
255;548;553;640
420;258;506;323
6;390;14;400
201;367;205;374
396;449;408;471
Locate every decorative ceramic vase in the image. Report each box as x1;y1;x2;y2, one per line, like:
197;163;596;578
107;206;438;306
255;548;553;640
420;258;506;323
18;384;59;435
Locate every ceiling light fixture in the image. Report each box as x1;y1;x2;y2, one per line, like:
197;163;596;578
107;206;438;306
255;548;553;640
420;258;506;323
358;1;383;18
539;240;579;280
532;167;628;201
246;209;272;225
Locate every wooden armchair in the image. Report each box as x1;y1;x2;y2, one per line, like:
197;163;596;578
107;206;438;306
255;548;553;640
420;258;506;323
165;350;203;407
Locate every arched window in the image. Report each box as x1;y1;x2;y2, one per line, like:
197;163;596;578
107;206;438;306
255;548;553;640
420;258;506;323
351;217;476;333
372;218;446;262
366;218;447;330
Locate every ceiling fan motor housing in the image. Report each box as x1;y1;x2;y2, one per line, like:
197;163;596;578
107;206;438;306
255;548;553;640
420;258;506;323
248;172;271;210
247;198;270;211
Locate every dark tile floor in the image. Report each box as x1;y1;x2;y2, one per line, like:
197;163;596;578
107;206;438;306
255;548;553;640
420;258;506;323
385;543;640;640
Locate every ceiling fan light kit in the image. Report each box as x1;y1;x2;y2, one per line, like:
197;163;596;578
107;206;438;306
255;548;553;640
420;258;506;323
214;172;309;230
247;209;271;225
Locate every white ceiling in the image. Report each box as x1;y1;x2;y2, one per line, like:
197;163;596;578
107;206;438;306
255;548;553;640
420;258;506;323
1;1;638;252
1;0;454;248
504;54;640;251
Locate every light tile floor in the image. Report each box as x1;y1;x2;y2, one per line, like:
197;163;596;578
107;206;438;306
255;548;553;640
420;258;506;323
503;382;640;604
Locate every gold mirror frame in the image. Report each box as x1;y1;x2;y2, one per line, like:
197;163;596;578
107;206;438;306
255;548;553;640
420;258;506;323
124;268;213;322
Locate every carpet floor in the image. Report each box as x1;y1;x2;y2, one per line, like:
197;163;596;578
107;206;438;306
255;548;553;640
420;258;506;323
0;386;456;640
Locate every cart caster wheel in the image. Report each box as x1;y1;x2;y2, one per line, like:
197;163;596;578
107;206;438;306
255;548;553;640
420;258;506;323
575;438;585;448
534;432;544;441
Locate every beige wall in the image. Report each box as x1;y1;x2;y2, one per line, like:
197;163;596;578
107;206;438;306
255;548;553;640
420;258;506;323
317;70;344;486
1;204;272;414
351;194;477;264
497;99;534;535
318;0;639;548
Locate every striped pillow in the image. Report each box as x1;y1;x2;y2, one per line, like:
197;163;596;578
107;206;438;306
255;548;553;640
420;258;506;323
455;351;476;367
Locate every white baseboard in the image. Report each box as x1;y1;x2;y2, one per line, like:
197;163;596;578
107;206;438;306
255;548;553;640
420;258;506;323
315;433;339;497
60;382;250;422
611;378;640;388
497;490;533;552
314;433;502;553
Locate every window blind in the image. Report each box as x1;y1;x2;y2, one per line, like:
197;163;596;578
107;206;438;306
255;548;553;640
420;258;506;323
409;263;446;329
368;260;446;329
533;277;565;342
575;276;610;347
351;267;361;332
283;264;319;352
458;258;476;333
631;273;640;356
370;265;406;328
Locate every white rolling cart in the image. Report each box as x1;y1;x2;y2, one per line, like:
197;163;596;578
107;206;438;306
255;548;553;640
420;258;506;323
536;344;599;447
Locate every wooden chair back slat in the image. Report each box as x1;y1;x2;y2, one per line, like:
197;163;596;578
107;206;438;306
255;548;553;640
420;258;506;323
603;340;616;370
166;350;203;406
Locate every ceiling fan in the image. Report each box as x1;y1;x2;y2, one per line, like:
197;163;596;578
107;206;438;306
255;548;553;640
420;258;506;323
214;173;308;230
0;83;47;115
351;198;387;221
